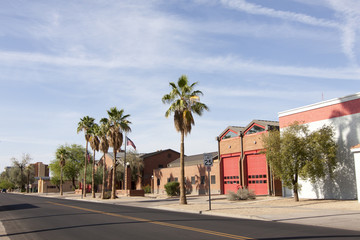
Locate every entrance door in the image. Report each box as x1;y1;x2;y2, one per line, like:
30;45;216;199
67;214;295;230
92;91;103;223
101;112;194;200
222;156;240;194
246;154;268;195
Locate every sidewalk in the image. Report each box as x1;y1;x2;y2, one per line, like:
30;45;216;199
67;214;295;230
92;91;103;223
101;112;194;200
32;192;360;232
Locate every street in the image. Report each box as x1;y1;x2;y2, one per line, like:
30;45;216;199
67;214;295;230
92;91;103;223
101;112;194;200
1;193;360;240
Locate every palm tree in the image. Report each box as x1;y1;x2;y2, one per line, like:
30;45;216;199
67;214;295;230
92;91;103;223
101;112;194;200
107;107;131;199
77;116;95;197
162;75;209;204
99;118;110;199
89;123;100;198
56;147;69;196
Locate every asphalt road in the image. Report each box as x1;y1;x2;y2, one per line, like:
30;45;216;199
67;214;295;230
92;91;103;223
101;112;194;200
1;193;360;240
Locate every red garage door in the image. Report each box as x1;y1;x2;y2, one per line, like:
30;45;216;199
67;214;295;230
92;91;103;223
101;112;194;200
246;154;268;195
222;156;240;194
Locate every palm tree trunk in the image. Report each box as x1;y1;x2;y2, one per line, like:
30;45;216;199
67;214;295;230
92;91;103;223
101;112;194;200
111;150;116;199
60;166;63;196
102;153;106;199
84;141;88;198
92;151;96;198
180;130;187;204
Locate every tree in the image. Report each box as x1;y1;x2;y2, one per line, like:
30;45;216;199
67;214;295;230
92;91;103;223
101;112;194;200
107;107;131;199
89;123;100;198
99;118;110;199
12;153;32;191
0;168;15;190
24;165;35;193
77;116;95;197
50;144;85;190
0;179;15;190
162;75;209;204
262;122;337;201
126;150;144;185
56;147;69;196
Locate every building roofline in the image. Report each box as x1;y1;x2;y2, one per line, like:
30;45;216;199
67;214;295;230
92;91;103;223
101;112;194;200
140;149;180;159
279;92;360;117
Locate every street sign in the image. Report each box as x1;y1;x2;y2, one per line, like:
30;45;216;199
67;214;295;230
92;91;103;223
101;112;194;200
203;153;213;167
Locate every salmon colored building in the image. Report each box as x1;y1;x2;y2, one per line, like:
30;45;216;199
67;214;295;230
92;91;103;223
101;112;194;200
218;120;282;196
153;152;220;195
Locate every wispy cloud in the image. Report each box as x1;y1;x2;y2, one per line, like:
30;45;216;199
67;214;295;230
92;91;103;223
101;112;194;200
219;0;359;66
326;0;360;65
220;0;340;28
2;50;360;81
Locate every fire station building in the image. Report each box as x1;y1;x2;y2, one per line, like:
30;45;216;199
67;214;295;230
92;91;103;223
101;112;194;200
217;120;282;196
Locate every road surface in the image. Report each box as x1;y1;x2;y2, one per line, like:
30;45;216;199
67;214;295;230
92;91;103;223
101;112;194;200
1;193;359;240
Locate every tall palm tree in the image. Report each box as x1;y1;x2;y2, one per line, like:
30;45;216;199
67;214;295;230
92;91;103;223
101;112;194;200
89;123;100;198
107;107;131;199
99;118;110;199
77;116;95;197
162;75;209;204
56;147;69;196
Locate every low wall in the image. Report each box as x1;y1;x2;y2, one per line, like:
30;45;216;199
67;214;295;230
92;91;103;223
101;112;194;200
116;189;145;197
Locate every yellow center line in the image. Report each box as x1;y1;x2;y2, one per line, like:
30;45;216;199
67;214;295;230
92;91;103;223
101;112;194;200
48;201;255;240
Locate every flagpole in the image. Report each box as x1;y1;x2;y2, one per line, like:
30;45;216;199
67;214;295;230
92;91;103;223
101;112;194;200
123;132;127;190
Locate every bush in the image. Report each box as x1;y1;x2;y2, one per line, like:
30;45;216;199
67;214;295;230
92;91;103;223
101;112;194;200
226;191;238;201
142;184;151;194
101;191;112;199
226;187;256;201
164;181;180;196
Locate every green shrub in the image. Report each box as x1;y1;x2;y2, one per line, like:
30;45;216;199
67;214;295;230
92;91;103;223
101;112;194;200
227;187;256;201
164;181;180;196
142;184;151;194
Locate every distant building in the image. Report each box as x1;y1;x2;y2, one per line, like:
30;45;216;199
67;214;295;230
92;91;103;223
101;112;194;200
98;152;126;191
140;149;180;188
31;162;49;178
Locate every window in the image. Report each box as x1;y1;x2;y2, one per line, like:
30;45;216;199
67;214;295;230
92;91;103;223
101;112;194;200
201;176;205;184
191;176;195;185
246;125;265;135
211;175;216;184
174;177;178;182
222;130;237;140
167;178;171;183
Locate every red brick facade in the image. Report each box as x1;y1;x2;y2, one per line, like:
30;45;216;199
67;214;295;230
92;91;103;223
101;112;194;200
141;149;180;187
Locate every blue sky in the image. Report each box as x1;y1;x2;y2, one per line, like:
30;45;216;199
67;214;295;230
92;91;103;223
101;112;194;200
1;0;360;171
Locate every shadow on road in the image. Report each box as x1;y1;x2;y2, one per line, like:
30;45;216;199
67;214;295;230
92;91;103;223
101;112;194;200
0;204;38;212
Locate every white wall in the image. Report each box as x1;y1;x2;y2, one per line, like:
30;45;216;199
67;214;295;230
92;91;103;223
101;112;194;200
295;113;360;199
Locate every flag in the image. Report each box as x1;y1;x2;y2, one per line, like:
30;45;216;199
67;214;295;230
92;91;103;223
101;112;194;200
126;137;136;150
